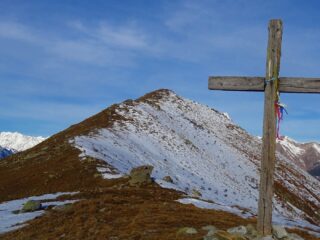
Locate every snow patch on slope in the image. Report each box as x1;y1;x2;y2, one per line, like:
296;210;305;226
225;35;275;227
177;198;253;218
0;192;77;234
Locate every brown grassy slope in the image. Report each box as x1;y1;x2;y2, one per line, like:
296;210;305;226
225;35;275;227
0;181;256;240
0;89;172;202
0;103;124;202
1;181;318;240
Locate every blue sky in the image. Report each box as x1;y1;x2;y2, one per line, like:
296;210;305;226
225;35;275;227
0;0;320;142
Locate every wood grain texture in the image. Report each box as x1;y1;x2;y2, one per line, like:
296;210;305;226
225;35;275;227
257;19;282;236
208;76;320;93
279;77;320;93
208;76;265;91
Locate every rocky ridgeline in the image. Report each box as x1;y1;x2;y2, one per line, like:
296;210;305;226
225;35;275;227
177;224;304;240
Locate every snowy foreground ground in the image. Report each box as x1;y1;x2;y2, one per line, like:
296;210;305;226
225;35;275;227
0;192;77;234
1;192;319;237
177;198;320;237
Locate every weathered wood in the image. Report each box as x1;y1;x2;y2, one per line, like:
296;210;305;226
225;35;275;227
208;76;320;93
208;19;320;237
279;77;320;93
208;76;265;91
257;19;283;235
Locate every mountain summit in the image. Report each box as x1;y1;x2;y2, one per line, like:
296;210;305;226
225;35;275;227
0;89;319;239
71;89;319;226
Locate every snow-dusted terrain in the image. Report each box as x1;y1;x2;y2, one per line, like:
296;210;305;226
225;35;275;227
70;90;320;230
0;192;77;234
277;137;320;180
0;132;45;158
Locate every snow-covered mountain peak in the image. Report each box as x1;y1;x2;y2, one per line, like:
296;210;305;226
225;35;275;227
312;143;320;152
277;136;305;156
70;89;320;228
277;135;320;179
0;132;46;152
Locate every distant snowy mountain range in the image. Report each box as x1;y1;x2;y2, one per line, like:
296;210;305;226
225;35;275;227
0;132;46;159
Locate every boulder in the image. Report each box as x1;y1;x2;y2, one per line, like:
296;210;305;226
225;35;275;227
191;188;202;197
227;226;247;236
176;227;198;235
162;175;173;183
52;203;73;213
129;165;154;186
202;225;217;236
21;200;42;212
246;224;258;238
272;225;288;239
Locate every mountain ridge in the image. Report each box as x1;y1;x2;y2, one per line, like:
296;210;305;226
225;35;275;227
0;89;319;238
70;89;320;227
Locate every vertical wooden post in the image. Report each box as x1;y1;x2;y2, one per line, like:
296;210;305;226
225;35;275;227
257;19;283;236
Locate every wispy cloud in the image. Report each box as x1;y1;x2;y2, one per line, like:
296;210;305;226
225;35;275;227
0;19;155;67
165;1;212;32
68;20;149;49
0;22;39;42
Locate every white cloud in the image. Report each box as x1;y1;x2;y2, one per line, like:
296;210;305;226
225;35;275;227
67;20;150;49
97;23;148;49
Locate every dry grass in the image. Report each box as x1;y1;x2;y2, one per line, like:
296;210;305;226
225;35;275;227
1;183;256;240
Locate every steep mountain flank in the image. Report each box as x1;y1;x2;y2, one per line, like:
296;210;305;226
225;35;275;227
71;89;320;227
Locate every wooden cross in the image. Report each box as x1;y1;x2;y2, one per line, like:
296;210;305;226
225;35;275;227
208;19;320;236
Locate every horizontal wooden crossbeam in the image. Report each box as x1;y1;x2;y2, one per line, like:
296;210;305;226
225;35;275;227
208;76;320;93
